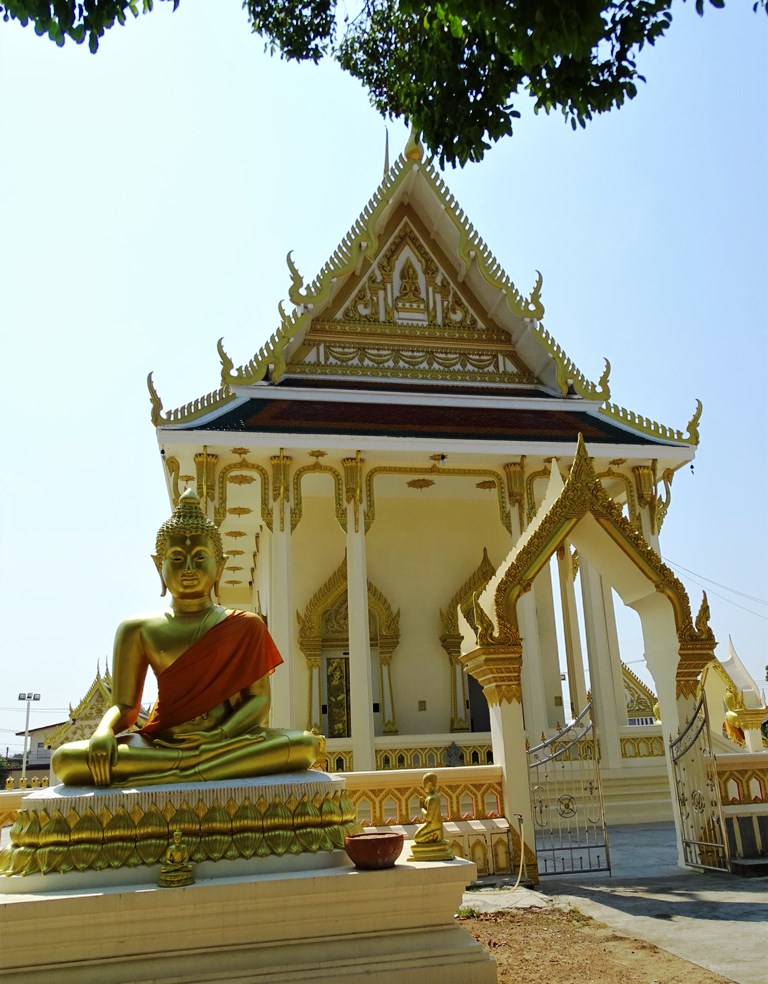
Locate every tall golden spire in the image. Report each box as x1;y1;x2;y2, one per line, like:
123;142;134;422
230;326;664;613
383;127;390;176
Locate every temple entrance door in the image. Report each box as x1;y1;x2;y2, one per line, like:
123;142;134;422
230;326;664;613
321;648;383;739
322;651;351;740
468;674;491;732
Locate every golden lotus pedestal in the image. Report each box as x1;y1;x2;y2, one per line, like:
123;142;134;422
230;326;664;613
0;775;497;983
0;772;359;887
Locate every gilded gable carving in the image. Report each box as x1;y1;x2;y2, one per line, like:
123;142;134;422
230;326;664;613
286;219;535;385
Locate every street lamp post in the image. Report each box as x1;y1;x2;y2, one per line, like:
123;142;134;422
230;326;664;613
18;692;41;782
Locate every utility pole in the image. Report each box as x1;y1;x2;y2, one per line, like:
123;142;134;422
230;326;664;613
18;692;40;782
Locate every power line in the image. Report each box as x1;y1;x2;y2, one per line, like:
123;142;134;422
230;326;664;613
664;560;768;622
664;557;768;607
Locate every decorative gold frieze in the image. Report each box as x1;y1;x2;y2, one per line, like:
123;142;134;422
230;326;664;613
620;735;665;758
345;773;503;826
374;743;493;771
718;762;768;804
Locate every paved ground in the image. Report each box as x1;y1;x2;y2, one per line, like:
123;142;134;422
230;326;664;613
464;822;768;984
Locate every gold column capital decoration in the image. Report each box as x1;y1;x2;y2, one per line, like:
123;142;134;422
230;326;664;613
164;455;181;508
342;452;364;533
503;459;525;532
633;460;675;536
270;450;292;533
460;643;523;706
195;449;218;506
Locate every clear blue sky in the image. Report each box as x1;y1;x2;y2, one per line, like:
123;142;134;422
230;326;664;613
1;1;766;753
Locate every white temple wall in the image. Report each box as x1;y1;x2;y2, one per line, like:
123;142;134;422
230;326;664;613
290;493;347;729
366;493;511;736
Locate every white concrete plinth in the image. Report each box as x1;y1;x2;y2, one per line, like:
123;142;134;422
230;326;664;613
0;853;496;984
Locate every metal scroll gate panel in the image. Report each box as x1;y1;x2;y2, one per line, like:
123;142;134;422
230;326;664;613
528;704;610;875
669;691;730;872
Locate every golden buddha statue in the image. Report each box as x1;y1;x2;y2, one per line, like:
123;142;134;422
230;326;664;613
158;830;194;888
408;773;455;862
52;490;323;787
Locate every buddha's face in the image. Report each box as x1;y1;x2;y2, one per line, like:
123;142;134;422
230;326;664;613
160;533;219;601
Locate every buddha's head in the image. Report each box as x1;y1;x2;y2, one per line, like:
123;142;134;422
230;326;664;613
153;489;226;601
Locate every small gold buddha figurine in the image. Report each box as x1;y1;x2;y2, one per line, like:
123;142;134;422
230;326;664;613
158;829;194;888
407;772;455;862
52;490;323;787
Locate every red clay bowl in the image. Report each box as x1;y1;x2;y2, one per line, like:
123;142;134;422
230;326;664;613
344;831;404;870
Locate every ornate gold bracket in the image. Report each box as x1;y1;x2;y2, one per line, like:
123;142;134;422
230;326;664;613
271;451;292;533
214;459;272;531
291;459;347;533
342;452;364;533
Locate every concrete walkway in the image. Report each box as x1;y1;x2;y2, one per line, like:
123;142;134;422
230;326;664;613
464;823;768;984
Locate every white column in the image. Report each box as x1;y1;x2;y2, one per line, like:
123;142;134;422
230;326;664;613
268;454;295;729
601;575;629;727
344;454;375;772
557;547;588;718
519;591;551;741
580;558;623;768
533;566;564;729
488;696;536;878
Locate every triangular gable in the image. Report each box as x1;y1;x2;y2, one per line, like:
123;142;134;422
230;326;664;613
285;213;537;387
150;146;701;446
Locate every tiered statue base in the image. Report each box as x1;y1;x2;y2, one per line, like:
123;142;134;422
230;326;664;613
408;839;455;862
0;772;361;887
0;843;495;983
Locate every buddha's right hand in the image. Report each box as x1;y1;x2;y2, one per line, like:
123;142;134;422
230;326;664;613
86;731;118;786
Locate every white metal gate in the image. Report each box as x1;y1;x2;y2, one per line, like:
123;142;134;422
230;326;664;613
670;691;730;872
528;704;610;875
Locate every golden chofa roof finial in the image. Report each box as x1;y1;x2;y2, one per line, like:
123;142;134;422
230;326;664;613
404;123;424;163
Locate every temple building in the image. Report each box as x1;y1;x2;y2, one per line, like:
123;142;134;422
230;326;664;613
147;134;765;871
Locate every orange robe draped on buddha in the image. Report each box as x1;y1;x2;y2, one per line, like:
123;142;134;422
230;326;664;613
139;610;282;738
